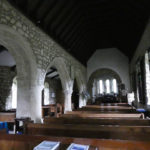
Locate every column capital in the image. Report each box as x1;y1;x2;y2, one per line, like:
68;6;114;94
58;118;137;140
63;89;73;95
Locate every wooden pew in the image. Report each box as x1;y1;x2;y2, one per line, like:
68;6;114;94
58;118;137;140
44;117;150;126
0;128;7;134
79;107;134;111
66;110;138;114
84;105;133;109
0;134;97;150
62;113;144;119
26;123;150;141
0;112;16;122
0;134;150;150
42;103;63;118
86;103;131;106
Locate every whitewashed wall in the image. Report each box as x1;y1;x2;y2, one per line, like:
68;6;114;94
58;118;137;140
87;48;130;91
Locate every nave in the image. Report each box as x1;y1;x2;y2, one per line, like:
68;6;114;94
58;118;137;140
1;0;150;149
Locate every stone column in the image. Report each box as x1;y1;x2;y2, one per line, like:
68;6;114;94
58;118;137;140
29;82;43;123
16;77;31;119
64;89;72;112
83;98;87;106
16;77;43;123
79;92;84;108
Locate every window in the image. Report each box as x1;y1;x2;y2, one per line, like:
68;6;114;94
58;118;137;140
106;79;110;94
97;78;118;95
99;80;103;94
112;79;117;93
44;82;50;105
12;77;17;109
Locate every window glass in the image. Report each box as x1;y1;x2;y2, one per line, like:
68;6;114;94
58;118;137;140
106;79;110;93
99;80;103;94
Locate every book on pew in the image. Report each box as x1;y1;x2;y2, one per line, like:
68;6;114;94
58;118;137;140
33;141;60;150
67;143;89;150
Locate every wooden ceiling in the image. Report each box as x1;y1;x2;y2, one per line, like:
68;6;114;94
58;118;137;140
8;0;150;65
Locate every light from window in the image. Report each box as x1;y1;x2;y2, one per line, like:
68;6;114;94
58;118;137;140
113;79;117;93
99;80;103;94
106;79;110;93
12;77;17;109
44;82;50;105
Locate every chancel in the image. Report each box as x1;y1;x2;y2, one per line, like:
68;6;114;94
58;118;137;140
0;0;150;149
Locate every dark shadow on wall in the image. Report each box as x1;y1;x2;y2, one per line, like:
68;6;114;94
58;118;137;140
72;79;79;110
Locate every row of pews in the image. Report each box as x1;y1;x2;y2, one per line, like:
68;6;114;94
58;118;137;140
25;103;150;149
0;103;150;149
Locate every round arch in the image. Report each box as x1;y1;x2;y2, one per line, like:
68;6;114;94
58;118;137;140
45;57;72;112
88;68;122;95
0;24;38;120
45;57;72;91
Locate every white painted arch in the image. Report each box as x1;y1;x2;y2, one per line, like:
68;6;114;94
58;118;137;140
0;24;40;122
45;57;72;112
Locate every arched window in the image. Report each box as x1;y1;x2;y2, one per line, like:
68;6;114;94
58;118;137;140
12;77;17;109
112;79;117;93
106;79;110;94
44;82;50;105
99;80;103;94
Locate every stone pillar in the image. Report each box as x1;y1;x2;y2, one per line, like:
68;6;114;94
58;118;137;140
16;77;43;123
29;83;43;123
64;89;72;112
16;77;31;119
83;98;87;106
79;92;84;108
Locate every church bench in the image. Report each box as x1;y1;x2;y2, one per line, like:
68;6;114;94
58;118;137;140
84;105;133;109
86;103;131;106
0;128;7;134
71;110;138;113
44;117;150;126
26;123;150;141
79;107;134;111
63;112;144;119
0;134;97;150
42;103;63;118
0;112;16;122
0;134;150;150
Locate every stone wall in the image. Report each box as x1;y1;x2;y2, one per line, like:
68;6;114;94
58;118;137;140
0;0;87;121
130;19;150;107
0;66;16;110
0;0;86;83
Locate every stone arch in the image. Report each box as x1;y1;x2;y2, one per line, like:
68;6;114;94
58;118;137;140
88;68;122;95
45;57;72;91
0;24;38;120
45;57;72;112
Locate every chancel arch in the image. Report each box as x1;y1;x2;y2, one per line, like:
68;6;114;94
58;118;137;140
88;68;122;103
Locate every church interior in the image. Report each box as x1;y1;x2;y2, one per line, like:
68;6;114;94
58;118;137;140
0;0;150;149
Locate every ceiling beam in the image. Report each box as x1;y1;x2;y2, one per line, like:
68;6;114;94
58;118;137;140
44;0;67;29
55;4;80;36
51;74;59;79
51;0;75;31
